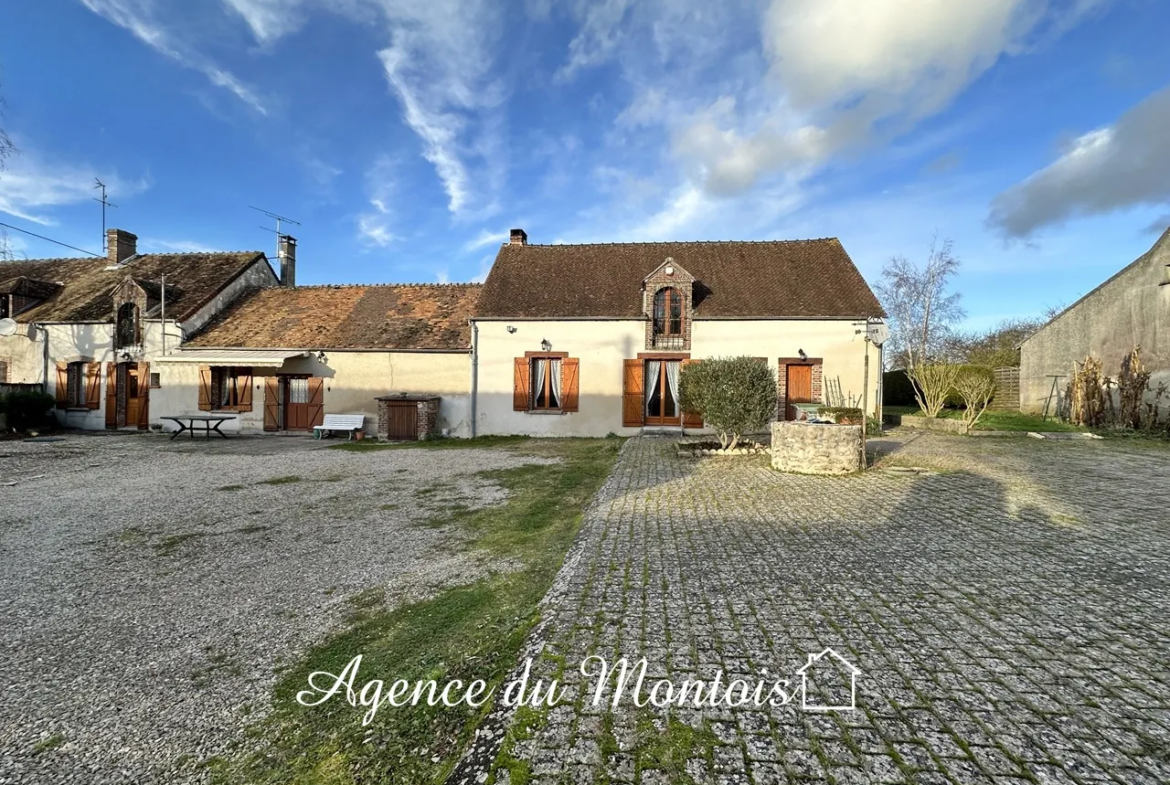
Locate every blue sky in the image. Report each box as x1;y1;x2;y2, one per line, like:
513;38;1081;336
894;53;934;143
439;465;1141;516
2;0;1169;331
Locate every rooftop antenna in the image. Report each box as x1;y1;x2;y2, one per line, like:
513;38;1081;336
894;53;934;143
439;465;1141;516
93;178;118;242
250;204;301;251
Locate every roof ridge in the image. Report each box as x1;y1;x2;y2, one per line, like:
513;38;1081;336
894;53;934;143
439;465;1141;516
517;238;841;248
284;282;484;289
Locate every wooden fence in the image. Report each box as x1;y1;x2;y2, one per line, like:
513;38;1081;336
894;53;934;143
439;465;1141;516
989;367;1020;411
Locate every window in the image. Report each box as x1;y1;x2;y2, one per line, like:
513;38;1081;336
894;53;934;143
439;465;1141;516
653;287;684;337
0;359;7;384
199;366;253;412
288;377;309;404
512;355;579;413
115;302;139;349
530;356;562;410
149;372;160;388
66;362;85;408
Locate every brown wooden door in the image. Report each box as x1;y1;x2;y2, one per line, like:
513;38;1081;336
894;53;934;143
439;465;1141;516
105;363;118;428
644;360;681;426
124;364;145;428
133;362;149;429
786;364;813;420
284;377;311;431
622;359;643;427
263;377;280;431
386;402;418;441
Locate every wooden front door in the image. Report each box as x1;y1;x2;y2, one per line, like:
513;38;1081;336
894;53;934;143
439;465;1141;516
644;360;682;426
385;402;419;441
786;363;813;420
283;376;324;432
107;362;149;429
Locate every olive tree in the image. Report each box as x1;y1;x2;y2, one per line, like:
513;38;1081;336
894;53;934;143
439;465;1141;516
679;357;776;450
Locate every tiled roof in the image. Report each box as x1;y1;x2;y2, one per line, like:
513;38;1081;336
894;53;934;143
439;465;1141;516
187;284;481;350
0;252;268;322
475;239;885;319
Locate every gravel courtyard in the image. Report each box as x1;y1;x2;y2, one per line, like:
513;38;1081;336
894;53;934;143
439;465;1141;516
463;433;1170;785
0;433;552;785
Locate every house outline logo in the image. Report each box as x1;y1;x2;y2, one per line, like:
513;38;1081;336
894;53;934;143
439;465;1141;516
796;647;861;711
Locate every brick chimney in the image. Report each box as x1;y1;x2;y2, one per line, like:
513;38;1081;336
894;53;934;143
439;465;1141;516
509;228;527;246
278;235;297;287
106;229;137;264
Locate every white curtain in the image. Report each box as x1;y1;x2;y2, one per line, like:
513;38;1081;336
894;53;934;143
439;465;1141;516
665;361;681;414
533;359;546;407
645;360;661;414
550;359;562;406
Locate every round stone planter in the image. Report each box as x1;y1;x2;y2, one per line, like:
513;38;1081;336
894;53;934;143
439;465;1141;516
677;440;768;458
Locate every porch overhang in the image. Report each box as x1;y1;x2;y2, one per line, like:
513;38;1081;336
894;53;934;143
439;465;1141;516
153;349;309;368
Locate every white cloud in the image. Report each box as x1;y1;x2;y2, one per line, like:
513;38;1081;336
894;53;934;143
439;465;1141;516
78;0;269;114
357;214;395;247
462;229;509;252
0;150;149;225
140;238;222;253
221;0;307;44
988;84;1170;238
556;0;634;83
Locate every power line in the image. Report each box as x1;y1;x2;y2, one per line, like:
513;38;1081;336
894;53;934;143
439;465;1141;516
0;220;103;258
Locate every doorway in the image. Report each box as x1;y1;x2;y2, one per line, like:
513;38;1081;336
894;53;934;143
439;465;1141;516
105;361;149;429
264;375;324;431
785;363;813;420
644;359;681;426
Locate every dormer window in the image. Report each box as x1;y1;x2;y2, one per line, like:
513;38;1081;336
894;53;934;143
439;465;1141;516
654;287;684;338
116;302;140;349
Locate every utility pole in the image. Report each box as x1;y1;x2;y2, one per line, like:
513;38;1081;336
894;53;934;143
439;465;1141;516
93;178;118;246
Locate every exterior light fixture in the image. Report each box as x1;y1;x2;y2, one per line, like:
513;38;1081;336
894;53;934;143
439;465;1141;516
506;325;517;334
316;351;327;363
541;339;552;352
798;348;807;361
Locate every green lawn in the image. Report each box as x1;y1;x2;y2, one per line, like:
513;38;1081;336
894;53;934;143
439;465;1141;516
883;406;1086;432
208;437;624;785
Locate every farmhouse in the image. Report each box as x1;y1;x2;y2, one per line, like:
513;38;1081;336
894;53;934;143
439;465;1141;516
1020;227;1170;413
469;230;885;437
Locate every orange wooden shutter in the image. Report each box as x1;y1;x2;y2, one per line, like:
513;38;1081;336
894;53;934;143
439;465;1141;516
561;358;579;412
306;377;325;428
135;362;150;428
237;369;254;412
55;362;69;408
105;363;118;428
263;376;280;431
84;363;102;409
622;359;644;427
681;359;703;429
513;357;530;411
198;366;212;411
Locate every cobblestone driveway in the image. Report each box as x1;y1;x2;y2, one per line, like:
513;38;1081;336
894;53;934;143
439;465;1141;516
471;434;1170;785
0;434;549;785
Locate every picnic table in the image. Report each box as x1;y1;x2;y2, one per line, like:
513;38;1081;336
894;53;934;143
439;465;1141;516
160;414;238;440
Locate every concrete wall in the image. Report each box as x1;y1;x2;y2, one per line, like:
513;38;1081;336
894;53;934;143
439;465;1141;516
153;350;472;436
1020;230;1170;412
472;318;880;437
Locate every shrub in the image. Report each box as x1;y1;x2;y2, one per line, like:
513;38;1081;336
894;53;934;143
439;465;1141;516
0;390;56;432
816;406;863;424
908;362;960;418
679;357;776;450
952;366;996;431
882;369;917;407
943;364;995;408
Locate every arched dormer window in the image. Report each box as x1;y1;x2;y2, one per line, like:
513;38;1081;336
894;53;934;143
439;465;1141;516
116;302;140;349
653;287;684;338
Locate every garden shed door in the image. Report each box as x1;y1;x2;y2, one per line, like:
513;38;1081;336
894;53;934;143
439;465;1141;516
786;364;812;420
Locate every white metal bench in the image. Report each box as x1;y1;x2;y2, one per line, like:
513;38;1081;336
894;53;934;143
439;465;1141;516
313;414;366;440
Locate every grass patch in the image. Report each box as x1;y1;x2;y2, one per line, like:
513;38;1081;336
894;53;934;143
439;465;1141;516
34;733;65;753
211;436;624;785
260;475;303;485
217;484;246;492
331;435;530;452
154;532;207;555
885;406;1085;432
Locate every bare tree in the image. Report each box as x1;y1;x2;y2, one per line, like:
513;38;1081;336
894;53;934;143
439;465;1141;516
875;236;965;370
1;76;16;260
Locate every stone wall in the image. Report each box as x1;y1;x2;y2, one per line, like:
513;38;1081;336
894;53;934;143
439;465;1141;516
899;414;969;435
770;421;862;475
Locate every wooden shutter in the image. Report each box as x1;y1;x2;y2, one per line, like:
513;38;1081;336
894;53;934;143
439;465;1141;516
306;377;325;428
55;362;69;408
197;366;212;411
263;376;280;431
105;363;117;428
237;369;254;412
561;358;579;412
84;363;102;409
622;359;644;427
135;362;150;428
681;359;703;429
513;357;530;411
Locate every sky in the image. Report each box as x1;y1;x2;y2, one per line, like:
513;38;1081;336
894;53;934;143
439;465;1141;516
1;0;1169;331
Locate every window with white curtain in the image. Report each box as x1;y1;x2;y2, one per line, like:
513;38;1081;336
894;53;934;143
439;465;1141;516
530;356;562;410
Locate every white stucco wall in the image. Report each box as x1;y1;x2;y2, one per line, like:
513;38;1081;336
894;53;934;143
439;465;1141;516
472;318;880;437
153;350;472;436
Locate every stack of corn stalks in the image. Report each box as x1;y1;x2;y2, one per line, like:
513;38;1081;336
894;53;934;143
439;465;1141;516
1117;347;1152;429
1066;356;1108;427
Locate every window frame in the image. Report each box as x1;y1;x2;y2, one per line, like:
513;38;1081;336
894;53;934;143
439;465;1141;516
115;302;140;349
66;361;85;408
211;366;249;411
529;355;561;411
653;287;684;337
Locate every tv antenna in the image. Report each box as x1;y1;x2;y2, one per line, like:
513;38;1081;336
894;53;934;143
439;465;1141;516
250;205;300;241
93;178;118;240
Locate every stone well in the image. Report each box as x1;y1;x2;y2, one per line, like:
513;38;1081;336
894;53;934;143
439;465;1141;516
770;421;863;475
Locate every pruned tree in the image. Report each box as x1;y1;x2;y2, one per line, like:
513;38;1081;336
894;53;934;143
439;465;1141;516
908;362;960;418
953;366;996;431
875;236;965;370
0;78;16;261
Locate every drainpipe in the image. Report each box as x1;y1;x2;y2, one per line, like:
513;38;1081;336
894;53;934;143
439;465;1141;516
160;274;166;355
36;324;49;393
469;320;479;439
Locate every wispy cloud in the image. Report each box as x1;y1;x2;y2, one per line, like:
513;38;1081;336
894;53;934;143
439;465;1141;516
356;154;397;247
462;228;509;252
0;148;149;225
78;0;269;114
140;238;222;253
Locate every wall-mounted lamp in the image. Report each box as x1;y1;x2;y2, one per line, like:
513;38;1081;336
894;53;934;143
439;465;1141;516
316;351;327;363
798;348;807;361
541;338;552;352
506;325;517;334
119;350;133;362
